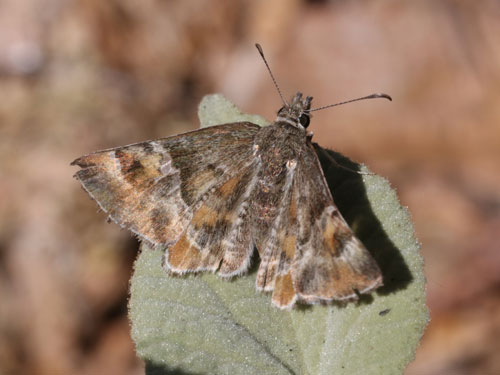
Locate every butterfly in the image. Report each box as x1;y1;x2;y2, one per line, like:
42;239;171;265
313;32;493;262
71;44;390;309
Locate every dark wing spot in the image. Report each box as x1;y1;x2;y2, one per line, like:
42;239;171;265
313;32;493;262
333;230;353;256
296;263;317;294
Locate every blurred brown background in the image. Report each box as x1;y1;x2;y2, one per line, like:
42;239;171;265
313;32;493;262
1;0;499;374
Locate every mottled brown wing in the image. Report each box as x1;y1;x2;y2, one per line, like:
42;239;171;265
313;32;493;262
71;122;260;250
166;159;260;276
254;158;299;307
288;143;383;305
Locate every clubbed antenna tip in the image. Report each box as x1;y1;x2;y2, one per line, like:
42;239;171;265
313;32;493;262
309;92;392;112
255;43;287;106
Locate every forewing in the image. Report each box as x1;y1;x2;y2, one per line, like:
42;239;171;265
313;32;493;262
71;122;260;246
291;144;382;304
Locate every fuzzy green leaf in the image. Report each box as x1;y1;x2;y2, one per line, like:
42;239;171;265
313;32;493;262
129;94;428;375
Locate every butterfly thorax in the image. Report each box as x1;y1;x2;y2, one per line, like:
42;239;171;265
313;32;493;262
275;92;312;130
250;118;311;251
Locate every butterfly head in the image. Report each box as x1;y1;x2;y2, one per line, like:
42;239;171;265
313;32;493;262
276;92;313;130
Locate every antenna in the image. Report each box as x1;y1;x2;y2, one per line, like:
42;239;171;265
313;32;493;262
255;43;288;106
309;93;392;112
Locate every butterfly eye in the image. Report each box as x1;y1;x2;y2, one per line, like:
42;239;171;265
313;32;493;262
299;113;310;128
